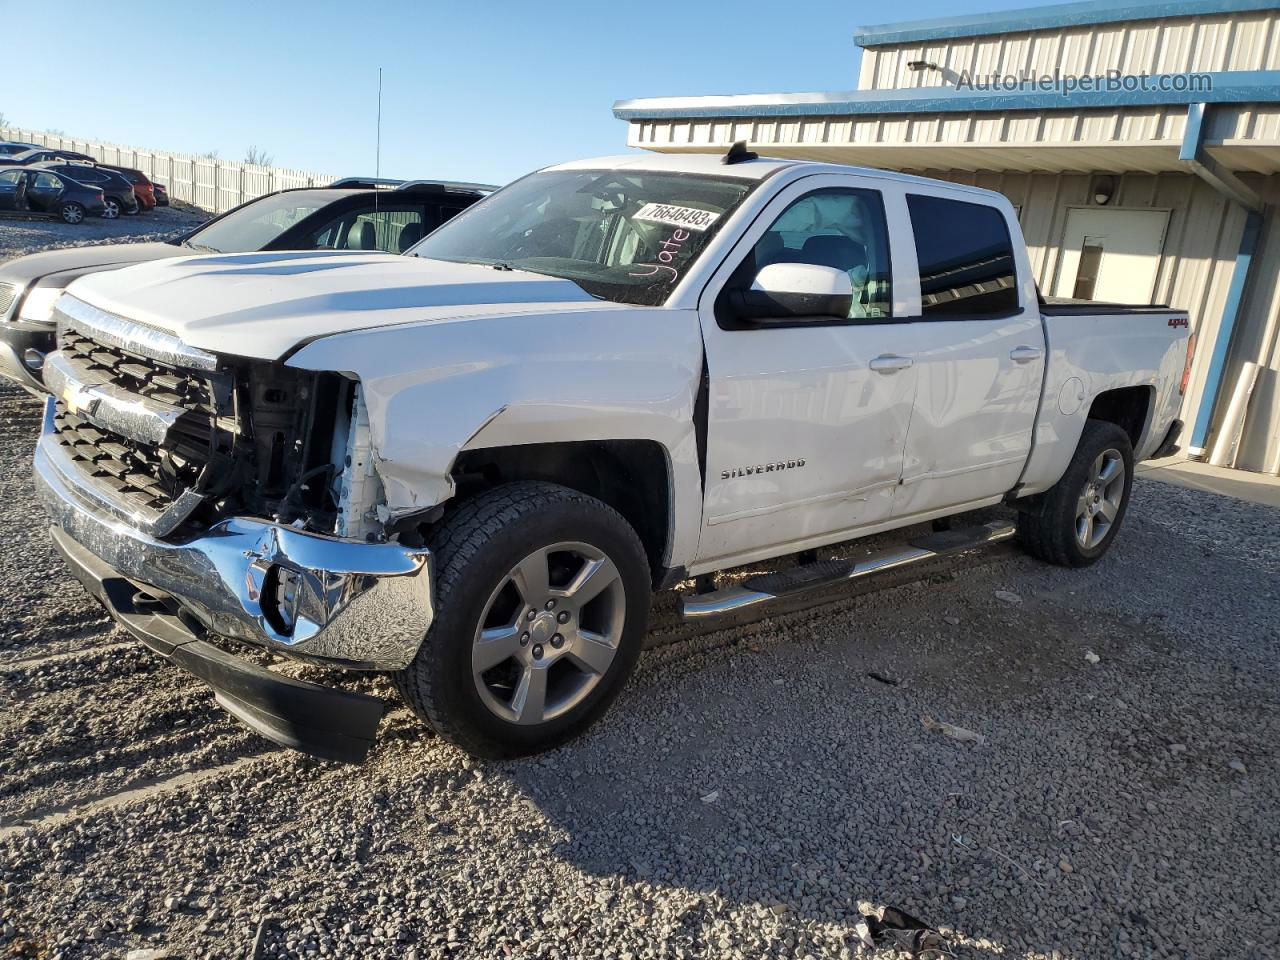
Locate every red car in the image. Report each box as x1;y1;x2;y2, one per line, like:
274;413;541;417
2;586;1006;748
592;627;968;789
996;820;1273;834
101;164;156;211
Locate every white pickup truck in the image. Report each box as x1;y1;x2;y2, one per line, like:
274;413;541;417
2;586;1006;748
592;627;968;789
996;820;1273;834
35;148;1192;761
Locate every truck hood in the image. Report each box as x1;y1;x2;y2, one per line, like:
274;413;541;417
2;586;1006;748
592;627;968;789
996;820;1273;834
0;242;180;288
64;251;615;359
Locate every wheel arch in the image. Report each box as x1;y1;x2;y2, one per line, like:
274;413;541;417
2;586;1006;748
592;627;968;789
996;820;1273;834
1087;385;1154;450
450;439;674;585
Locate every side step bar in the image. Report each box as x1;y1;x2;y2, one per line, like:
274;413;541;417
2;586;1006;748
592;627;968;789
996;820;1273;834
682;520;1017;621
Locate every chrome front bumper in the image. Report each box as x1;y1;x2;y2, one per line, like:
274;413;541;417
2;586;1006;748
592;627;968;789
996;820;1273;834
35;399;433;671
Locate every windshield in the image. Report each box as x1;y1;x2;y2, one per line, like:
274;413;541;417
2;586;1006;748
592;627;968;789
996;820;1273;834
410;169;755;306
185;193;335;253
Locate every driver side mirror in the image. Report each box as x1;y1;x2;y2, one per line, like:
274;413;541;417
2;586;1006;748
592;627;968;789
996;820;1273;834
726;262;853;324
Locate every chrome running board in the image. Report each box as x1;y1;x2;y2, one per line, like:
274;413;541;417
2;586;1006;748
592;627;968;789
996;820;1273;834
681;520;1017;621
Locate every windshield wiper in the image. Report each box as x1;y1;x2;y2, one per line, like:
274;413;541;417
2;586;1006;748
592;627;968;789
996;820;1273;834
182;241;221;253
489;261;515;271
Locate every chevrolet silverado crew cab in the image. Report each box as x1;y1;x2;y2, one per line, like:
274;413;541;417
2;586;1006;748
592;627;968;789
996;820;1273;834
34;147;1191;762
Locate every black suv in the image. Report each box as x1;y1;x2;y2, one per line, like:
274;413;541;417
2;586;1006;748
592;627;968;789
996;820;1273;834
33;162;138;218
0;178;495;393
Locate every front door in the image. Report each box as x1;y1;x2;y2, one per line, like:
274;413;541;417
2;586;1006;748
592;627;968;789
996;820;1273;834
695;176;916;568
893;191;1045;518
0;170;21;211
1053;208;1170;303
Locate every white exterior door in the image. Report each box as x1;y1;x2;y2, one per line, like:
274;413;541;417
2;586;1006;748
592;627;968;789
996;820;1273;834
694;176;917;569
1053;208;1170;303
892;190;1046;519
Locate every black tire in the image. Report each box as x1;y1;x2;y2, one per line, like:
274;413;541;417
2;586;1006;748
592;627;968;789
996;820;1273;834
1018;419;1134;568
102;197;120;219
124;200;141;215
59;202;85;225
395;482;651;758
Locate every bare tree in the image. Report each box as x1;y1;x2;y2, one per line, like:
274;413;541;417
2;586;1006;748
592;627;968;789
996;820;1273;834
0;112;8;130
243;146;273;167
201;149;219;160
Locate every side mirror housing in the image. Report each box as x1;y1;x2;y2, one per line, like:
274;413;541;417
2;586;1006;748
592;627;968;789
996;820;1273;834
726;262;853;323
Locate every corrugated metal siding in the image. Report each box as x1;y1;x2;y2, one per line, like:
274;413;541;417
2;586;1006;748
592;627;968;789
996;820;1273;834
857;11;1280;90
626;102;1280;175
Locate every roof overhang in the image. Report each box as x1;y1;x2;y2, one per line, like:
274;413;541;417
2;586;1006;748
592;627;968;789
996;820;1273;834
853;0;1280;48
615;73;1280;177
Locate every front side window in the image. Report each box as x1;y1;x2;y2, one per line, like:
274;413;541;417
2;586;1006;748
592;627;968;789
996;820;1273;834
741;187;892;320
0;170;22;185
411;170;755;306
184;192;338;253
906;194;1018;317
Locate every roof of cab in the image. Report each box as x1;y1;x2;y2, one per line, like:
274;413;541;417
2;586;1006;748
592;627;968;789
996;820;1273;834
544;151;1013;203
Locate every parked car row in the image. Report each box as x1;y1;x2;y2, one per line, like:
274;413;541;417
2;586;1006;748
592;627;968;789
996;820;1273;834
0;140;167;223
0;176;495;391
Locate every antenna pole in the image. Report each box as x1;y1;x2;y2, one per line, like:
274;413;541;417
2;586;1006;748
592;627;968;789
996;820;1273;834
376;67;383;179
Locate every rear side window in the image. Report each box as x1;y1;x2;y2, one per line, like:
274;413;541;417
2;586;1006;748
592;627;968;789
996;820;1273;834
906;195;1018;317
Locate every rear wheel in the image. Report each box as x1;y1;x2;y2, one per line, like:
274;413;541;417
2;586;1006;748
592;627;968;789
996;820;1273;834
395;482;651;758
59;202;85;225
102;197;121;219
124;200;141;215
1018;419;1134;567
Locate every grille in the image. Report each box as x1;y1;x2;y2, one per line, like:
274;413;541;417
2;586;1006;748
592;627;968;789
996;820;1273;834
59;327;216;414
0;282;17;318
51;323;228;526
52;404;180;512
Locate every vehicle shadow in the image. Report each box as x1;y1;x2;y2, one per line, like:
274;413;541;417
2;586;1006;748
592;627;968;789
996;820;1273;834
464;507;1279;960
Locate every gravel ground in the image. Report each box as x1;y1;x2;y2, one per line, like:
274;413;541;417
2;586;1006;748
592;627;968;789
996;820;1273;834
0;370;1277;960
0;204;206;261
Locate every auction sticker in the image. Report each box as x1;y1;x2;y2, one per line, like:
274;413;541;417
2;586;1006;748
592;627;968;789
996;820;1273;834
633;203;720;232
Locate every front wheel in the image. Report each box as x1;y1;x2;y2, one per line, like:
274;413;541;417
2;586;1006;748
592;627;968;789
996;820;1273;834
59;202;86;224
395;482;652;758
1018;419;1134;567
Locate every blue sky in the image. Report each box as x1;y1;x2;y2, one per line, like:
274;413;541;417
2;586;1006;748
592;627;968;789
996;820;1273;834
4;0;1041;185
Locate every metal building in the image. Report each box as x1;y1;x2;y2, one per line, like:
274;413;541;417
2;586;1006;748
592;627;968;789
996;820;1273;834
614;0;1280;473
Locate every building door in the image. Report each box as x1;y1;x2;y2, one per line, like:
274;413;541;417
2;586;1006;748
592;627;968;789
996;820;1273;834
1054;208;1170;303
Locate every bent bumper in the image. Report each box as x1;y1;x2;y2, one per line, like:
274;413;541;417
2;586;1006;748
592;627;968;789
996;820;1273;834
34;401;434;671
50;525;385;763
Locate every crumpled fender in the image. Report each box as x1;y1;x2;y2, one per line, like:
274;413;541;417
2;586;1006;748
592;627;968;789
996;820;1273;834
286;305;706;560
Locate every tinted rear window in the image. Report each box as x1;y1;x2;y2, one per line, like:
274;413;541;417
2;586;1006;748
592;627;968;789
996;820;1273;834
906;195;1018;317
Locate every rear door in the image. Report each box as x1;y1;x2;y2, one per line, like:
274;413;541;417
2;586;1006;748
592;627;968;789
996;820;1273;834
28;173;64;213
695;174;917;567
891;191;1045;518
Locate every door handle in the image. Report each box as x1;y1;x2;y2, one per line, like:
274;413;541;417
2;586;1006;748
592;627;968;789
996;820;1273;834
869;354;913;374
1010;345;1044;364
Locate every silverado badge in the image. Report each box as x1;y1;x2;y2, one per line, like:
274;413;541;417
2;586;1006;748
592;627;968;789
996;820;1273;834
722;459;806;480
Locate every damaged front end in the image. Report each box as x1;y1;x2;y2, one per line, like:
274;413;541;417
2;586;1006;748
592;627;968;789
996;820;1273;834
33;296;434;761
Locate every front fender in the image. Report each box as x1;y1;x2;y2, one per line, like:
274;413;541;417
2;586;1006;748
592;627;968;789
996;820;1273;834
287;306;705;564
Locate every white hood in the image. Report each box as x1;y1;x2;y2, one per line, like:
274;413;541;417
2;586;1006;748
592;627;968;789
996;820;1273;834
63;250;616;359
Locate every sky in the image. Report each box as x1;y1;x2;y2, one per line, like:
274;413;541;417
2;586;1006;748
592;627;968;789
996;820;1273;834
3;0;1044;186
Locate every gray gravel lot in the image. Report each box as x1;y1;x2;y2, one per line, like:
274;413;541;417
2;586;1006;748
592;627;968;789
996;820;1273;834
0;356;1277;954
0;204;206;261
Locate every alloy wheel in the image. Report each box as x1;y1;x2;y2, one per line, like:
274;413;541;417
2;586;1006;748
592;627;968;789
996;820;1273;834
471;541;626;726
1075;448;1125;549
